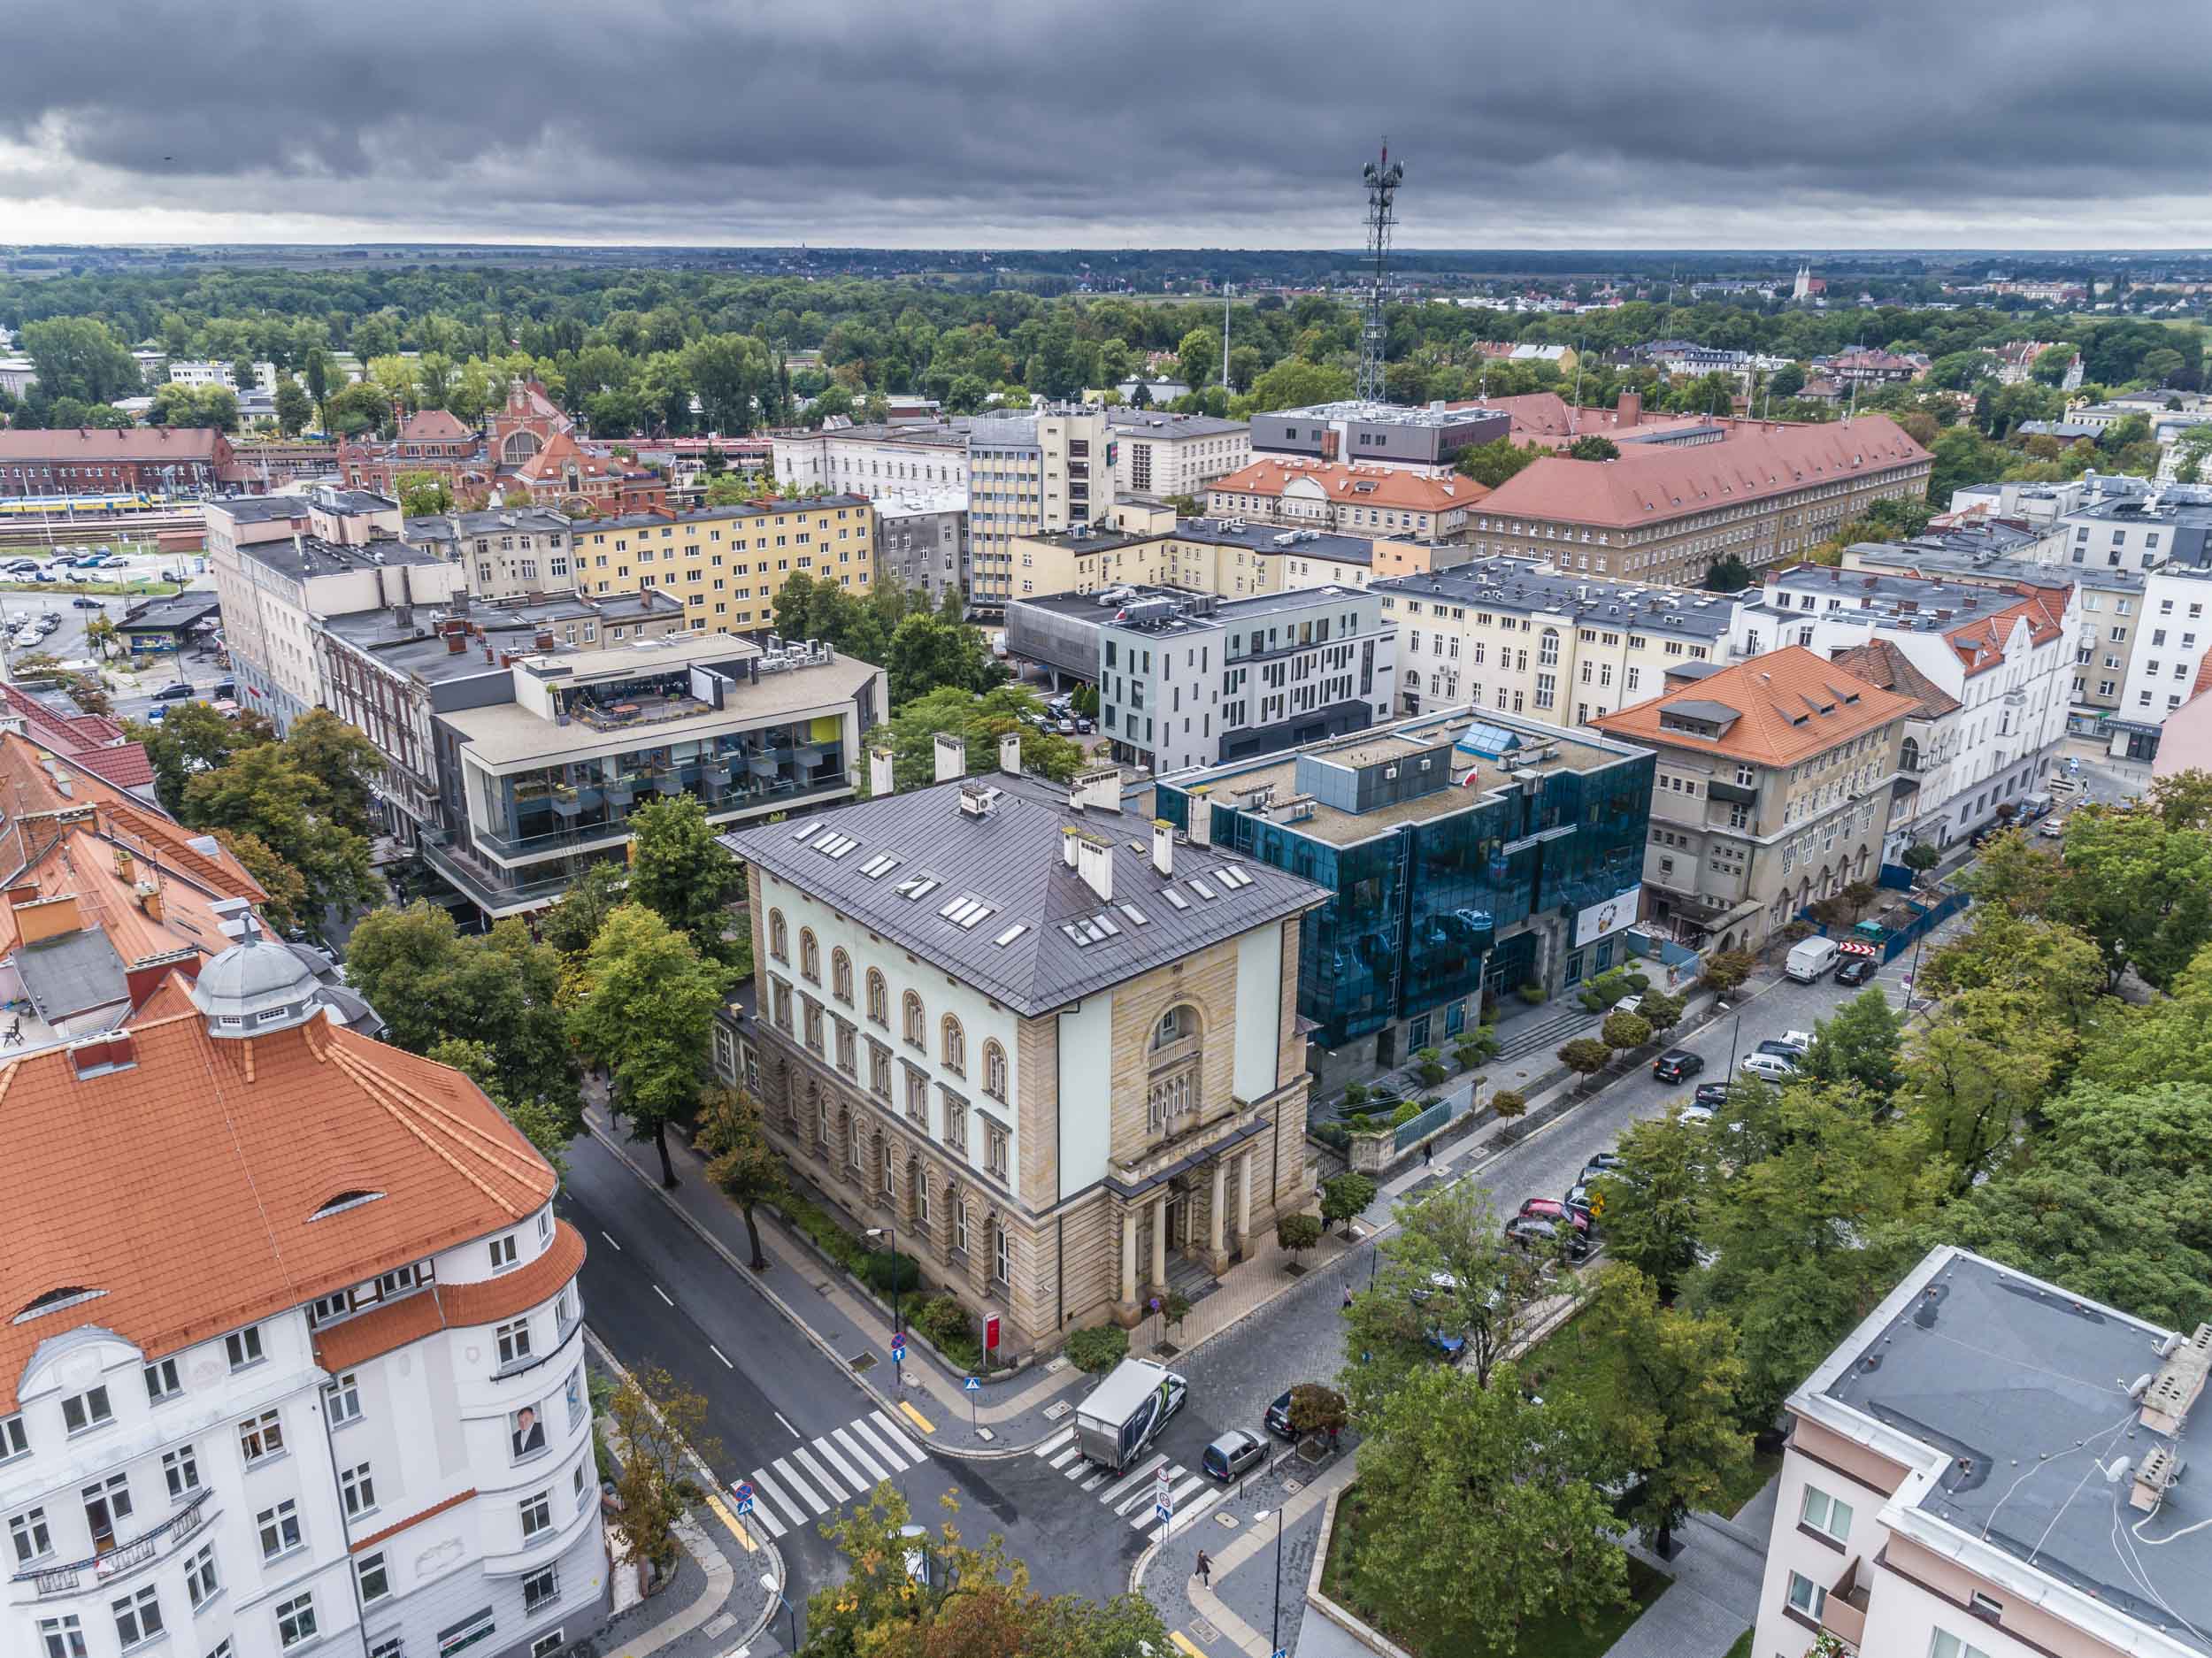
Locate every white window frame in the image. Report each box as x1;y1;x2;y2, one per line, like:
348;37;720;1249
225;1325;265;1370
519;1490;553;1539
1800;1484;1853;1542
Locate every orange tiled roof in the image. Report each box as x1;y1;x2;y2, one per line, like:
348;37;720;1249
1206;457;1485;513
1945;586;2069;676
1474;415;1930;530
0;1002;557;1411
312;1223;585;1373
1829;639;1962;719
1590;644;1917;768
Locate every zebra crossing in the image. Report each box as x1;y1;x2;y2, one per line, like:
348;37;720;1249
732;1411;931;1538
1028;1424;1226;1540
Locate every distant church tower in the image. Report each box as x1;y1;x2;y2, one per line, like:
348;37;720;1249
1792;265;1815;302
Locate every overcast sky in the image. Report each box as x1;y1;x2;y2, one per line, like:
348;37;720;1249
0;0;2201;250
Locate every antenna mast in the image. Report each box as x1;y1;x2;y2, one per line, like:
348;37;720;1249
1358;141;1404;403
1221;294;1232;394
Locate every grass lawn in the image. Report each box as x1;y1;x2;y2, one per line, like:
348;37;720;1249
1722;1630;1755;1658
1321;1483;1671;1658
1517;1309;1780;1516
0;579;180;597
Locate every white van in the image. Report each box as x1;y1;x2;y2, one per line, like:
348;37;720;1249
1786;936;1840;983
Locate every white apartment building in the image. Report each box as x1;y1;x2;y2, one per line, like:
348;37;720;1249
1;940;605;1658
1731;564;2077;851
1105;411;1250;500
1757;1246;2212;1658
2119;564;2212;737
166;361;276;395
769;424;970;497
401;509;576;601
1375;558;1739;726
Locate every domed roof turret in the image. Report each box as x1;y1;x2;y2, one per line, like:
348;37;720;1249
190;925;322;1036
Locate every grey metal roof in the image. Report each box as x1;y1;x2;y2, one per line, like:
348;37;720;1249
722;772;1327;1017
16;927;126;1022
1823;1250;2212;1654
1374;557;1737;639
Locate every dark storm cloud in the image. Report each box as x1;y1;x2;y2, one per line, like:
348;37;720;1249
1;0;2204;244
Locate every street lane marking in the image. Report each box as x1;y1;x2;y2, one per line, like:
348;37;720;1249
741;1469;801;1535
810;1434;869;1493
1169;1632;1208;1658
1101;1452;1169;1508
1113;1460;1180;1516
833;1426;891;1485
704;1493;756;1553
849;1416;918;1470
1080;1470;1105;1491
709;1344;733;1369
897;1401;936;1434
790;1446;851;1504
1031;1425;1076;1459
600;1231;622;1251
770;1455;827;1512
651;1284;674;1307
1048;1442;1083;1470
775;1411;801;1439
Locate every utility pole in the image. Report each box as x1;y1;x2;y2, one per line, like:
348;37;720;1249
1221;294;1232;395
1358;142;1405;404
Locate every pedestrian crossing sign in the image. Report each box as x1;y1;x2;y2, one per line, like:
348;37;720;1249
964;1374;982;1392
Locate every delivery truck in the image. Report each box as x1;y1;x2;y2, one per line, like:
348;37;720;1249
1075;1356;1188;1470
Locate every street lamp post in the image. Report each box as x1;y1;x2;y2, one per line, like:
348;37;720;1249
1256;1504;1286;1655
759;1572;798;1651
866;1224;903;1392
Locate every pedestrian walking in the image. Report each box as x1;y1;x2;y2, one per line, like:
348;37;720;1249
1195;1549;1211;1587
1422;1139;1432;1166
1341;1284;1355;1310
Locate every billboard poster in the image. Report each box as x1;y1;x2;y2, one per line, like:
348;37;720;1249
1573;886;1642;948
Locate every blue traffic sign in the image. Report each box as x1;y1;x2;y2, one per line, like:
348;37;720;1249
1273;1649;1289;1658
732;1479;755;1516
963;1374;981;1392
736;1497;754;1516
1155;1501;1172;1524
891;1341;905;1363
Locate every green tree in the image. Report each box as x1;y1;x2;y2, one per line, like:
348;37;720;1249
1320;1172;1379;1234
1901;841;1941;874
1703;554;1754;593
1701;949;1754;995
568;904;729;1187
2030;344;2077;386
1634;988;1685;1036
180;743;376;928
1578;1266;1752;1556
625;794;748;968
127;701;265;815
2047;808;2212;991
604;1364;720;1580
885;611;997;702
698;1085;786;1270
1455;435;1543;488
273;373;313;437
683;334;775;434
278;709;382;837
1277;1210;1323;1267
1558;1036;1611;1081
1565;434;1620;461
19;317;142;403
879;686;1084;791
1346;1360;1630;1658
424;1036;575;1174
1601;1010;1652;1053
1594;1107;1709;1302
392;470;454;518
536;860;630;959
1899;987;2063;1193
1767;362;1807;400
1240;356;1354;413
1801;987;1903;1097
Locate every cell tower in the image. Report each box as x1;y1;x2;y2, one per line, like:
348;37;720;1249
1358;141;1404;404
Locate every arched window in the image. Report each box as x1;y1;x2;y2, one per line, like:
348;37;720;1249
1901;736;1921;772
832;948;854;1004
982;1041;1008;1103
866;970;888;1026
903;991;926;1049
1151;1005;1195;1052
1538;628;1560;668
768;910;788;964
994;1219;1011;1286
941;1017;965;1075
799;929;820;984
956;1200;972;1255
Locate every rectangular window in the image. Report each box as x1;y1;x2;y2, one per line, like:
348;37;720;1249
523;1565;559;1614
275;1591;318;1649
111;1585;164;1649
61;1386;112;1435
490;1234;518;1272
341;1462;377;1517
258;1498;303;1560
358;1550;392;1604
324;1371;363;1426
143;1357;182;1403
38;1616;86;1658
987;1125;1009;1178
0;1413;25;1462
1785;1570;1826;1620
519;1491;553;1539
239;1409;285;1464
1800;1485;1853;1541
496;1318;532;1368
226;1326;265;1370
163;1444;201;1500
565;1365;586;1432
185;1540;219;1608
1930;1634;1992;1658
11;1506;52;1563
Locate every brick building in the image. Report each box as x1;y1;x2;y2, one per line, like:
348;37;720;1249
0;426;239;496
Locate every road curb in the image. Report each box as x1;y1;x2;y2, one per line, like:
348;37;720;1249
584;1120;1045;1462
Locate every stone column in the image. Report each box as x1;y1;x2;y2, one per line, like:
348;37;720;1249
1207;1156;1230;1274
1119;1209;1139;1309
1149;1190;1169;1292
1237;1148;1255;1250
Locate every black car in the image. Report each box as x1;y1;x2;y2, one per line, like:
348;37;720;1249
1692;1080;1732;1108
1652;1048;1704;1083
70;596;104;610
1833;955;1878;986
1265;1389;1298;1439
149;682;196;702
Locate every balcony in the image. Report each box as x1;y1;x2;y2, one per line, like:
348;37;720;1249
1819;1555;1870;1649
13;1489;212;1602
1706;778;1758;806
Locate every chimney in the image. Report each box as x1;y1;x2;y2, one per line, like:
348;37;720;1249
1069;767;1123;811
1073;829;1114;902
138;881;164;925
68;1032;136;1079
15;892;83;944
998;731;1022;776
1186;794;1214;847
113;847;134;884
446;631;467;654
933;733;966;784
1617;390;1642;428
1062;826;1080;869
1151;818;1173;877
868;746;896;797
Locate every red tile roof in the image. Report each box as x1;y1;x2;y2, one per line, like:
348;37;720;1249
1945;586;2069;676
399;409;472;443
1206;457;1486;513
1590;644;1917;768
0;1002;557;1410
0;427;227;462
1829;639;1962;718
1475;415;1930;530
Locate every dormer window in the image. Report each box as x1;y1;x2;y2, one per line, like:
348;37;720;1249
309;1190;384;1222
12;1286;104;1324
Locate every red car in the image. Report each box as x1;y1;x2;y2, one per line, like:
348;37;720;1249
1506;1198;1592;1262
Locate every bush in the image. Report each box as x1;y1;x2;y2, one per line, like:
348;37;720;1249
1389;1100;1421;1128
861;1248;924;1297
1601;1011;1653;1052
780;1194;868;1272
1311;1120;1351;1151
912;1295;981;1370
1517;981;1548;1004
1412;1046;1448;1086
1342;1081;1371;1113
1277;1211;1324;1263
1489;1088;1527;1120
1702;949;1755;994
1064;1324;1129;1374
1452;1031;1499;1071
1623;971;1650;993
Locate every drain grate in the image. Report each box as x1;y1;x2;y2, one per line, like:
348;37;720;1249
1283;1478;1304;1494
1189;1619;1220;1643
814;1279;835;1296
1044;1355;1070;1376
849;1352;878;1373
1214;1511;1239;1529
1043;1401;1072;1421
702;1612;737;1639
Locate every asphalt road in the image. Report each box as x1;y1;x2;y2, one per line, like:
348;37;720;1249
558;1130;1130;1639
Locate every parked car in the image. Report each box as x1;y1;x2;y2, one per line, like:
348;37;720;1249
1056;718;1078;735
1613;993;1643;1016
211;679;236;700
1786;936;1840;982
1265;1389;1300;1439
1740;1052;1799;1083
1506;1198;1592;1261
1833;955;1878;986
1692;1080;1732;1108
1678;1101;1717;1125
1580;1152;1625;1183
1563;1181;1601;1225
1769;1031;1814;1055
1202;1429;1267;1482
1651;1048;1703;1083
4;560;38;575
99;556;128;570
2039;817;2068;840
1074;717;1094;733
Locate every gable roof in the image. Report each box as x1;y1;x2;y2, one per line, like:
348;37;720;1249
1945;586;2068;675
1828;639;1963;719
0;427;227;463
1476;415;1930;529
1590;644;1916;768
0;1003;556;1410
723;772;1328;1017
1207;457;1485;514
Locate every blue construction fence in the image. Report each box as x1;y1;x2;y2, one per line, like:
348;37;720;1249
1796;887;1971;963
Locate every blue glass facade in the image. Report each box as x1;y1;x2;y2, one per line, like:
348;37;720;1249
1158;741;1653;1054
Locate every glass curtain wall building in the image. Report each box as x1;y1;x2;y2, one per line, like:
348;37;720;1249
1156;708;1653;1102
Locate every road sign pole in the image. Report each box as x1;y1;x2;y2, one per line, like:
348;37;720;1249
964;1372;981;1436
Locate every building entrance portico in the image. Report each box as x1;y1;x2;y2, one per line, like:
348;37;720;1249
1111;1133;1262;1323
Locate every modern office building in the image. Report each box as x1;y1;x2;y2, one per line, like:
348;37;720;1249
425;633;883;918
0;935;605;1658
1756;1246;2212;1658
1155;709;1655;1097
1247;401;1508;474
1591;647;1914;952
1375;558;1740;724
566;496;875;633
717;742;1327;1350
